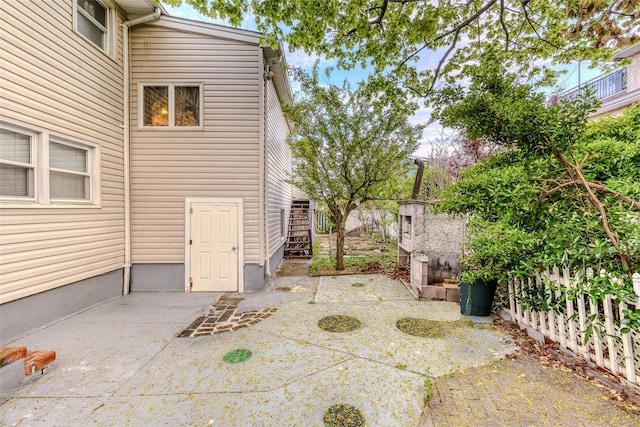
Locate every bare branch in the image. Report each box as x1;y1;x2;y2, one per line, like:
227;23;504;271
428;28;461;92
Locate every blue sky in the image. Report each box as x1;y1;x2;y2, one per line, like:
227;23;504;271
164;3;602;158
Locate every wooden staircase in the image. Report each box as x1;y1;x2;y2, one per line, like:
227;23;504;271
284;200;313;258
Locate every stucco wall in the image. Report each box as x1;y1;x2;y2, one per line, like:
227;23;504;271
626;51;640;92
399;202;466;286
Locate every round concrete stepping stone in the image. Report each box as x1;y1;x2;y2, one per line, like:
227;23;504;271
323;403;365;427
318;315;362;333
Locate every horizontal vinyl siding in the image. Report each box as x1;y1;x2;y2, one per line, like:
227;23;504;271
266;80;293;256
130;26;261;264
0;0;126;304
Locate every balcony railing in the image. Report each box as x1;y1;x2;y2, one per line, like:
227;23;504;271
559;68;627;102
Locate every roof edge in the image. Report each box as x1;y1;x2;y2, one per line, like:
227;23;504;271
614;42;640;60
147;15;263;44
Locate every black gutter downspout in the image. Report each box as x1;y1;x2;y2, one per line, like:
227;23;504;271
411;158;425;200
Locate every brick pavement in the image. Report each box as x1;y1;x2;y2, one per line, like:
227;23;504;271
177;293;278;337
419;354;640;426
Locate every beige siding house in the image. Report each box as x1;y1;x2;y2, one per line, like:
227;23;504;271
128;17;293;292
0;1;294;342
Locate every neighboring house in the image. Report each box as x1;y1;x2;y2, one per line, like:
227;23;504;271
559;43;640;118
0;0;294;342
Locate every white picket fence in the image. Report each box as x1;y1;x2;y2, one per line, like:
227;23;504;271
507;267;640;387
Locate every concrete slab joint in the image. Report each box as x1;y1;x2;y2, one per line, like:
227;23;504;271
1;271;637;425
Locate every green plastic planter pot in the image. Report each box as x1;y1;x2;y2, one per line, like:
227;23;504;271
459;279;498;316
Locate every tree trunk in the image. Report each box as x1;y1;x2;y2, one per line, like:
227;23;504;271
334;211;347;271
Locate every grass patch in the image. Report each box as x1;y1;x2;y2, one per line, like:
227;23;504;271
318;315;362;333
396;318;473;338
222;349;253;364
323;404;365;427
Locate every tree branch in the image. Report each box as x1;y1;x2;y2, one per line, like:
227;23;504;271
428;28;461;92
369;0;388;25
572;161;630;271
541;179;640;210
521;3;562;50
586;182;640;210
499;0;510;51
542;180;580;195
399;0;498;72
431;0;498;44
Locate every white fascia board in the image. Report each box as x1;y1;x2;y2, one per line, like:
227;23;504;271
115;0;167;16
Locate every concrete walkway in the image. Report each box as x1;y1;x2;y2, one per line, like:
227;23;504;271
1;273;639;426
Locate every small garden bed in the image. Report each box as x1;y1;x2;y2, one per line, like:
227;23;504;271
310;233;398;276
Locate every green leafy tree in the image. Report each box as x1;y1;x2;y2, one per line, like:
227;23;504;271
283;67;422;270
164;0;640;96
435;62;639;288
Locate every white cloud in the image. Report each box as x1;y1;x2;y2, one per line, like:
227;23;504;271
284;46;336;70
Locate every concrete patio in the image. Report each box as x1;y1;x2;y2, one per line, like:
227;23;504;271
1;273;638;426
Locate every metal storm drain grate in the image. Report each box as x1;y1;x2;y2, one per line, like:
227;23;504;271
351;282;366;287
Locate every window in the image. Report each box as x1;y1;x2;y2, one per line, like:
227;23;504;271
0;124;99;205
75;0;111;53
141;84;202;128
402;215;412;237
0;129;35;199
50;141;91;201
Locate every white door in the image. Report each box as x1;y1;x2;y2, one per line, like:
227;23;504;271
190;204;238;292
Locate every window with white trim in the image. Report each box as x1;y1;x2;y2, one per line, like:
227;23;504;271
0;125;99;205
75;0;112;54
50;141;92;201
141;84;203;128
0;128;35;199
